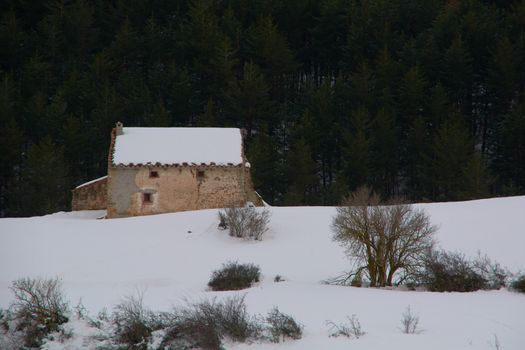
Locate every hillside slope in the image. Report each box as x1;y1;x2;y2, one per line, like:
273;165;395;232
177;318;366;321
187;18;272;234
1;197;524;349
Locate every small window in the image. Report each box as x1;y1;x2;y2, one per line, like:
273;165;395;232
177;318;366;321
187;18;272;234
197;170;205;178
143;193;152;203
150;171;159;178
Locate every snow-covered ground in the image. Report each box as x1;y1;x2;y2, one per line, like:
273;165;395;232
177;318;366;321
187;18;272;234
1;197;524;349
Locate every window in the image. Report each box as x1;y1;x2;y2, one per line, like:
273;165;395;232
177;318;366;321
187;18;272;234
143;193;152;203
149;171;159;178
197;170;205;178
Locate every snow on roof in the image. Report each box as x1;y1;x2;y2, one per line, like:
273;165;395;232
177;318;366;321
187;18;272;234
112;127;244;166
75;176;108;189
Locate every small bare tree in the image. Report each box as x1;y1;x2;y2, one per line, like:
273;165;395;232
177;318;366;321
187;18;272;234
326;314;365;339
400;305;420;334
332;186;436;287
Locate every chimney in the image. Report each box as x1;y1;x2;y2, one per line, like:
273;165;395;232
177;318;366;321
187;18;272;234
116;121;123;136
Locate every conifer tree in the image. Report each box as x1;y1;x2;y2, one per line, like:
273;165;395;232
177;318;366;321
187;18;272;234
283;137;317;205
493;100;525;192
229;62;273;135
430;116;477;200
14;136;69;216
247;126;282;204
340;107;371;192
398;65;427;129
405;116;432;200
370;108;399;197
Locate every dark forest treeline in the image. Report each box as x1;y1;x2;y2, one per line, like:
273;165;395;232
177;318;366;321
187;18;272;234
1;0;524;216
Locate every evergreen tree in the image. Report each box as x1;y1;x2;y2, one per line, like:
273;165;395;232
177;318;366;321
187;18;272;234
485;36;522;155
459;153;490;200
349;62;375;111
0;119;23;215
13;136;69;216
311;0;348;76
398;65;427;130
370;108;399;197
441;36;473;122
247;126;282;204
249;15;298;100
374;46;400;111
430;117;478;200
302;82;339;192
196;98;216;127
0;10;25;70
340;106;371;192
283;137;317;205
61;115;88;185
493;100;525;192
229;62;273;135
428;83;451;132
405;116;432;200
144;98;171;127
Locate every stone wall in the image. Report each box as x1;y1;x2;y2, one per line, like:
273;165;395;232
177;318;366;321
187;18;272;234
107;165;262;218
72;177;107;211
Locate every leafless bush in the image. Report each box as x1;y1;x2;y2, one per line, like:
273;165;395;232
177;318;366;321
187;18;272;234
112;290;154;350
218;206;271;240
400;305;420;334
161;296;262;350
9;277;69;348
208;261;261;291
265;307;303;343
274;275;285;282
332;186;436;287
417;250;507;292
326;314;365;339
510;274;525;293
472;253;508;289
0;308;18;350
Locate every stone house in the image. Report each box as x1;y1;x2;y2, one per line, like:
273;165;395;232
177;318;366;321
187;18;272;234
72;122;262;218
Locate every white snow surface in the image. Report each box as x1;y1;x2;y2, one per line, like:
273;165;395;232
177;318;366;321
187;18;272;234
1;197;524;349
112;127;244;165
74;175;107;189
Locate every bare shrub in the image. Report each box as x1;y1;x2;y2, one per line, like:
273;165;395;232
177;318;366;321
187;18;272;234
0;308;7;331
332;186;436;287
218;211;228;230
161;296;261;350
265;307;303;343
510;274;525;293
218;206;271;240
0;308;20;350
208;261;261;291
327;314;365;339
112;290;153;350
417;250;506;292
274;275;284;282
472;253;508;289
9;277;69;348
400;305;420;334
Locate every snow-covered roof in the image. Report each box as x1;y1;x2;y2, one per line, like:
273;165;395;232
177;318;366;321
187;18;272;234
112;127;244;166
75;176;107;189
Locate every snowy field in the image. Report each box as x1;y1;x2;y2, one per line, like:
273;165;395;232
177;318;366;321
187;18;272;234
1;197;524;349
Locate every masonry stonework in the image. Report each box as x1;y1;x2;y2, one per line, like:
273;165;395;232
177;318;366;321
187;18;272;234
107;165;262;218
71;177;107;211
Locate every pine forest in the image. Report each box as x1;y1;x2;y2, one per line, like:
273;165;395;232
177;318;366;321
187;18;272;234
1;0;525;216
